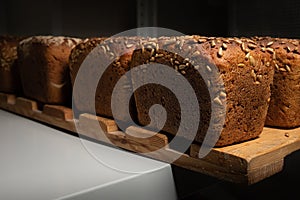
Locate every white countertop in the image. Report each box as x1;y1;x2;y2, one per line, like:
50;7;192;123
0;109;177;200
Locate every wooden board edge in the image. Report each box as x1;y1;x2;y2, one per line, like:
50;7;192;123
190;144;249;174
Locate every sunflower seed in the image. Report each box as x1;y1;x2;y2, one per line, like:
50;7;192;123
248;43;257;49
101;45;106;53
150;57;155;62
218;47;223;57
245;52;251;60
222;43;227;49
286;65;291;72
207;80;211;87
279;68;287;72
249;56;256;66
223;39;230;43
219;91;226;98
237;63;245;67
266;47;274;53
179;65;186;70
170;58;174;65
213;97;223;106
198;38;207;43
241;43;246;51
242;43;250;52
211;40;216;47
114;61;121;67
109;52;114;57
155;53;164;58
206;65;212;72
126;43;134;48
266;41;274;47
235;39;243;45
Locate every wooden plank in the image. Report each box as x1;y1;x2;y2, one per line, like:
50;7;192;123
79;113;118;133
108;131;165;153
125;126;169;149
247;159;283;184
43;105;73;120
15;97;38;111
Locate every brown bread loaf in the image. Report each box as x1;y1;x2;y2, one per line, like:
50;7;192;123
18;36;81;105
255;37;300;128
0;36;24;93
130;36;274;146
69;37;139;120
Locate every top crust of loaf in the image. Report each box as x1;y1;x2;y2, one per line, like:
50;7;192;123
19;36;82;50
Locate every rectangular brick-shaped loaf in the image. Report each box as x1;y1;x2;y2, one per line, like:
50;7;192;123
18;36;82;105
130;36;274;146
255;37;300;128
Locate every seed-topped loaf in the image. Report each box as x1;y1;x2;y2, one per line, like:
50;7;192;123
0;35;25;93
130;36;274;146
18;36;82;105
69;37;139;120
255;37;300;128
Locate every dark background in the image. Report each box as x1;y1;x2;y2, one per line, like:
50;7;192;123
1;0;300;38
1;0;300;199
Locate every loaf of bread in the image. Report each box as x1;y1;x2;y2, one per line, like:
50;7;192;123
0;36;24;93
18;36;81;105
69;37;139;120
130;36;274;146
255;37;300;128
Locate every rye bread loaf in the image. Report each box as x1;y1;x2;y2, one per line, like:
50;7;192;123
18;36;81;105
0;36;24;93
69;37;139;120
130;36;274;146
255;37;300;128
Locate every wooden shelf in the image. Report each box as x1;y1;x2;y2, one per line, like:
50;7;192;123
1;92;299;184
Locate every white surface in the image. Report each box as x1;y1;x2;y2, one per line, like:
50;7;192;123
0;110;177;200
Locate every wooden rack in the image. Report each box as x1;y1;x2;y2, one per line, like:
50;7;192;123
1;92;300;184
